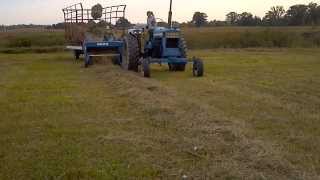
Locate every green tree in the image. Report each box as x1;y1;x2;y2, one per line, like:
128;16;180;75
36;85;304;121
192;12;208;27
237;12;259;26
307;2;320;25
285;5;309;25
263;6;286;26
226;12;239;25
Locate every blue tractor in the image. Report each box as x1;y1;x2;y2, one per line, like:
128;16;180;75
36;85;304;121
120;0;204;77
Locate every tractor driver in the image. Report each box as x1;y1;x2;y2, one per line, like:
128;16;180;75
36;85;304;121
147;11;157;39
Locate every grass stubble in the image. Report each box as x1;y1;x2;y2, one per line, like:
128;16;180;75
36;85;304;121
0;49;319;179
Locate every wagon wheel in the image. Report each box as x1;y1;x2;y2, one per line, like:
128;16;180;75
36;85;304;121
141;58;151;78
74;50;80;60
84;55;91;68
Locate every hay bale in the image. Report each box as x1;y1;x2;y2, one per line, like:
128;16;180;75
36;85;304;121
91;4;103;19
65;23;88;44
86;20;105;40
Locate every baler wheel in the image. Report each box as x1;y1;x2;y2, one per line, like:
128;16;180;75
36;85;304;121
74;51;80;60
112;56;120;65
142;58;150;78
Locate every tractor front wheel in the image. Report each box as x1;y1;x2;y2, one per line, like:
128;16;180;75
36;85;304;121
193;59;204;77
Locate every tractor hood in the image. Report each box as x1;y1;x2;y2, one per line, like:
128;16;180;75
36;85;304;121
153;27;180;37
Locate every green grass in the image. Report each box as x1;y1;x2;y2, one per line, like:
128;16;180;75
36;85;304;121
1;27;320;50
1;49;320;179
0;31;65;48
183;27;320;49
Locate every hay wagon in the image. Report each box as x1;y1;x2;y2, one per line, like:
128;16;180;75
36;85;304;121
62;3;127;67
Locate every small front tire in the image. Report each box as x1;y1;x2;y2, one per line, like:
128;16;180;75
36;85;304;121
193;59;204;77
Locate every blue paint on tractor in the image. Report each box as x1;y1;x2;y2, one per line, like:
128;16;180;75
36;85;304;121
143;27;187;65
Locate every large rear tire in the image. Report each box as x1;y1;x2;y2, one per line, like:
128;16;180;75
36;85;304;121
122;35;140;71
179;37;188;58
168;37;187;72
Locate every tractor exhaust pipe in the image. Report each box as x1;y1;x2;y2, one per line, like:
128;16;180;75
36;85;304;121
168;0;173;28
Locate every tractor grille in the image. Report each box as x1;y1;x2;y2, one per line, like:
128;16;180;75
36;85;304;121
166;32;180;38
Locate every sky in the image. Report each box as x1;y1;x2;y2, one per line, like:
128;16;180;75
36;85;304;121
0;0;316;25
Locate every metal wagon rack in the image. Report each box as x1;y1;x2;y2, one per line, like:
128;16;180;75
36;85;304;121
63;3;126;24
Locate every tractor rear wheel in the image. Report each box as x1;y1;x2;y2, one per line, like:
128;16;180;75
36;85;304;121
179;37;188;58
122;34;140;71
172;37;187;72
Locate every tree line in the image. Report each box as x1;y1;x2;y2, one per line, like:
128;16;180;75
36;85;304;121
2;2;320;30
189;2;320;27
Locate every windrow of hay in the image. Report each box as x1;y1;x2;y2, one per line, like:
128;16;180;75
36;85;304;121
91;62;318;179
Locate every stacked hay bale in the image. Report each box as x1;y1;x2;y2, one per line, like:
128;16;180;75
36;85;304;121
65;22;88;45
91;4;103;20
88;4;114;64
85;4;110;41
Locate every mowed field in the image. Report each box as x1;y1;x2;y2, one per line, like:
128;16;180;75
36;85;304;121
0;48;320;179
